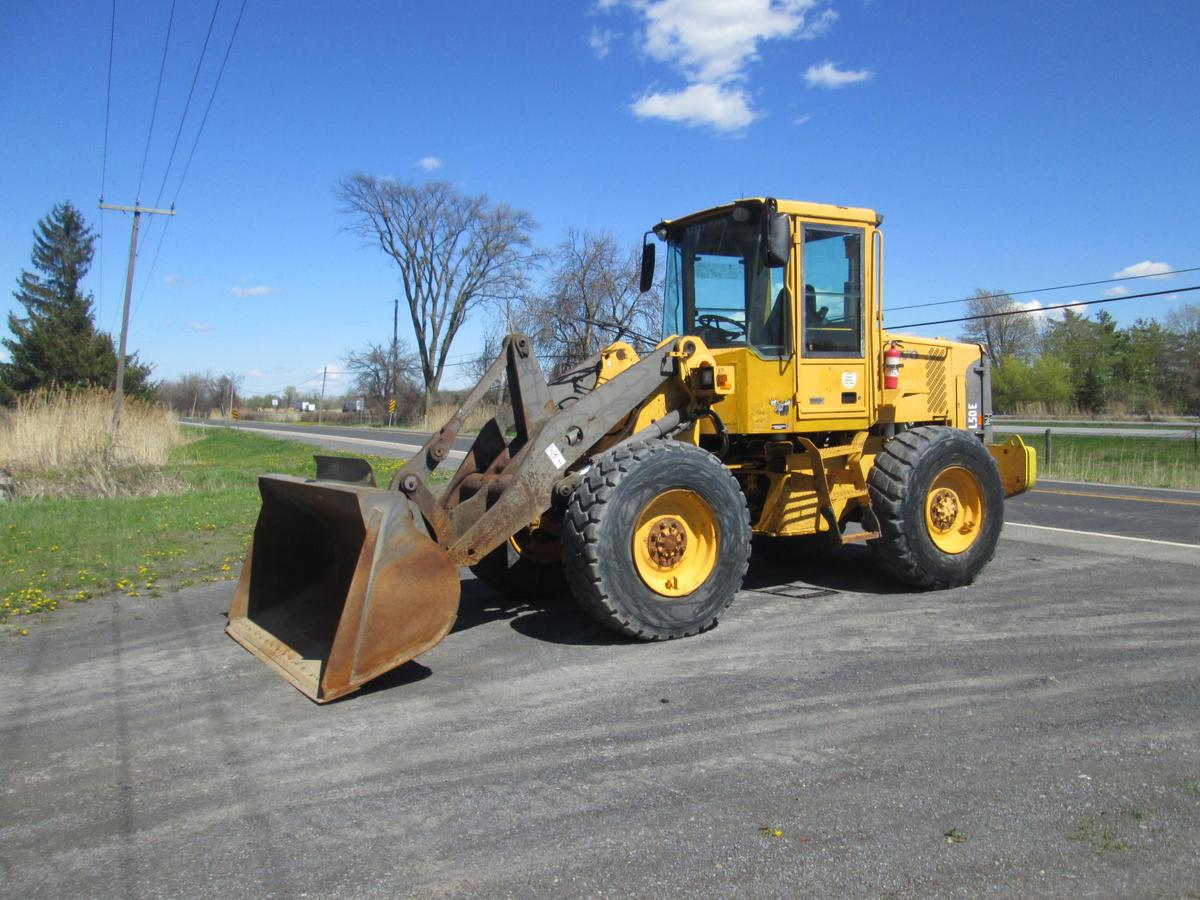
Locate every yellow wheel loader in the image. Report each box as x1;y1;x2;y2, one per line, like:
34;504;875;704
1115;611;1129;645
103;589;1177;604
227;197;1036;702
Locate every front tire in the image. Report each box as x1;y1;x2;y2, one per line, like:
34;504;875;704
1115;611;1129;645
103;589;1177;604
868;426;1004;589
562;441;751;640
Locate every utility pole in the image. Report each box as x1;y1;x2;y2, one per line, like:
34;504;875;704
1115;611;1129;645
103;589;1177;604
391;296;399;427
228;374;235;419
318;365;327;423
99;200;176;434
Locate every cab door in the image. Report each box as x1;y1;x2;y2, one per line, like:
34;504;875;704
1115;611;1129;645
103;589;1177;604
795;223;871;422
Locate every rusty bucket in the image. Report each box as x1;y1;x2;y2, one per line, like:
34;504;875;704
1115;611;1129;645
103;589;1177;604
226;474;460;702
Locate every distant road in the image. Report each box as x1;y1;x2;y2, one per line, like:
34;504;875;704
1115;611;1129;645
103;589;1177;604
179;418;473;460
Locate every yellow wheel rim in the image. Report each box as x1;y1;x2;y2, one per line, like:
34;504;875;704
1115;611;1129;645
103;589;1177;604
632;489;719;597
924;466;985;554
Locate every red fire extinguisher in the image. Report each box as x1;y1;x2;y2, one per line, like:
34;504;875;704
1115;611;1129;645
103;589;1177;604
883;341;903;389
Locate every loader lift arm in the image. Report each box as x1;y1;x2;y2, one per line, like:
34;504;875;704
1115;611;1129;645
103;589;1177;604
227;332;715;702
393;332;698;567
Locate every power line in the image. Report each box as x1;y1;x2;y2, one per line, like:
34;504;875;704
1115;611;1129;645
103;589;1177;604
130;0;248;325
129;217;173;322
169;0;248;204
888;265;1200;313
136;0;178;201
150;0;222;211
888;285;1200;330
131;0;224;301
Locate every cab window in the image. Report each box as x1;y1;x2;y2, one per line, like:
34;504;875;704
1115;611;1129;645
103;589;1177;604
802;226;864;357
661;211;789;359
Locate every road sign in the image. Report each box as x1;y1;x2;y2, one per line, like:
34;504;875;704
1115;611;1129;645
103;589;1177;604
231;409;240;420
388;399;396;414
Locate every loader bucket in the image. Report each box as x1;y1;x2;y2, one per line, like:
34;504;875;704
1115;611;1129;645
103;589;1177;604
226;475;461;702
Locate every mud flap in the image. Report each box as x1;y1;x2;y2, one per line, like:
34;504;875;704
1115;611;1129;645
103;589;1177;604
226;475;461;702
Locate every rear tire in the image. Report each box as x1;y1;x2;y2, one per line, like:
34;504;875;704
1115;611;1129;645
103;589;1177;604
868;426;1004;589
562;441;751;640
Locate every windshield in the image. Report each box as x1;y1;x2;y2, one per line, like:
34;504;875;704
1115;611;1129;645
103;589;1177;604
662;211;788;358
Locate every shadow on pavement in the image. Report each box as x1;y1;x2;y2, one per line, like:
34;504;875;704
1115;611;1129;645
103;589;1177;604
452;579;617;647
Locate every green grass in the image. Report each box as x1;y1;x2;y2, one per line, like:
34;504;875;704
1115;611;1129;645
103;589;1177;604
0;429;411;633
995;431;1200;490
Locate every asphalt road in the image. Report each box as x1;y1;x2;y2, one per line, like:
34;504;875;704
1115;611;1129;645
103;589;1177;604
180;419;473;462
3;450;1199;896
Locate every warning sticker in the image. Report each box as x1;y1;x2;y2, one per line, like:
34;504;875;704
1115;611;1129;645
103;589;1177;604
545;443;567;469
841;371;858;389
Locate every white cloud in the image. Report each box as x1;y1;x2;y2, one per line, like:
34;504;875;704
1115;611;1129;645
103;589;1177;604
589;27;618;58
1015;299;1064;323
417;156;444;172
189;321;211;332
1112;260;1172;279
608;0;837;130
231;285;278;298
638;0;835;84
242;368;264;378
804;59;873;88
164;273;182;285
1104;285;1130;297
793;113;812;125
632;83;757;131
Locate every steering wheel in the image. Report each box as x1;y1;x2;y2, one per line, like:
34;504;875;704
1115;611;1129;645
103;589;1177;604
696;314;746;339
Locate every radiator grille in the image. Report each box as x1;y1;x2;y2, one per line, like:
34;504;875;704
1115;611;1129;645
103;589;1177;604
926;350;948;414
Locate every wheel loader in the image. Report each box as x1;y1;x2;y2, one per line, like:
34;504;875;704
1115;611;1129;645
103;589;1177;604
227;197;1036;702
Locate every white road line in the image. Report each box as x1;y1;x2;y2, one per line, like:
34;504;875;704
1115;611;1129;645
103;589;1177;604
181;422;468;461
1007;521;1200;550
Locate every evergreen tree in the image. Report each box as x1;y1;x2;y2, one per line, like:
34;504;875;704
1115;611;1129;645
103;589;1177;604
1;202;151;403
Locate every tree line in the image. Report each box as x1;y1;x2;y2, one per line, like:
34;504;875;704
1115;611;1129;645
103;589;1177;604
960;290;1200;416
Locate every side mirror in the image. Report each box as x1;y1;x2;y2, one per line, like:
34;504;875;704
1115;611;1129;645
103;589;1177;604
639;241;656;293
764;212;791;268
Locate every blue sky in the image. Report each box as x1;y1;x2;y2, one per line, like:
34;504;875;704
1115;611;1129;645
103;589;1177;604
2;0;1198;398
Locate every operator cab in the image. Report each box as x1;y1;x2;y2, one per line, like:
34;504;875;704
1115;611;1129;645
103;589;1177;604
645;198;869;361
651;200;790;359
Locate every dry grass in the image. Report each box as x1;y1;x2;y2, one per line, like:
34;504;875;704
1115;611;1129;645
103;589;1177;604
0;390;187;497
1009;400;1195;421
415;401;499;433
1041;445;1200;490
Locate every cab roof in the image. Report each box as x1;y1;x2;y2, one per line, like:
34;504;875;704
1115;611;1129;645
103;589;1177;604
654;197;882;233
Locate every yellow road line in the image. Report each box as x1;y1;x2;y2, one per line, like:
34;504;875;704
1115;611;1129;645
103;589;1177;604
1031;487;1200;508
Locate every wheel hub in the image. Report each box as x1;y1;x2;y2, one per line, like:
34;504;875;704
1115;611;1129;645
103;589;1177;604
646;518;688;568
929;488;960;531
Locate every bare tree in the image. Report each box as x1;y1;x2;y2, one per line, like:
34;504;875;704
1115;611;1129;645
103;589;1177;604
343;339;419;401
345;340;424;422
213;373;243;416
519;229;662;375
156;371;215;416
1165;302;1200;335
958;289;1039;366
337;176;538;414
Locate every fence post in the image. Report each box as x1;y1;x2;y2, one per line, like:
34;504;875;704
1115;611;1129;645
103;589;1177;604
1044;428;1052;470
